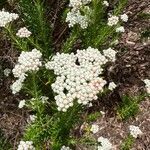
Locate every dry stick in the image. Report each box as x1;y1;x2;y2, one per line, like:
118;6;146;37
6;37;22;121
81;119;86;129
52;0;60;27
54;26;68;45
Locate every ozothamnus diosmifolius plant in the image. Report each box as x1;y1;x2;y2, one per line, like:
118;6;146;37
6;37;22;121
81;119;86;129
0;0;132;149
63;0;128;52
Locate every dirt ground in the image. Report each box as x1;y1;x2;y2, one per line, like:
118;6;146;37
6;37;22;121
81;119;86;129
0;0;149;149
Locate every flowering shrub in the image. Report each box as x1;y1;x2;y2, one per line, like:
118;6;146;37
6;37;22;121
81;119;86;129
2;0;147;149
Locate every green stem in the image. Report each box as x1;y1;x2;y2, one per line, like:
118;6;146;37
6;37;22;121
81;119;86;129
32;73;39;99
94;26;114;47
62;30;79;53
34;0;47;44
27;37;43;51
5;26;27;51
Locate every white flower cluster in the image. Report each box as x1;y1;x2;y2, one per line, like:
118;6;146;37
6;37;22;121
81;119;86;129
120;14;128;22
11;74;26;94
98;137;112;150
143;79;150;94
11;49;42;94
66;10;88;29
16;27;32;38
17;141;35;150
69;0;82;9
60;145;72;150
107;13;128;26
30;96;49;104
66;0;91;29
12;49;42;78
69;0;91;9
29;115;37;122
103;48;117;62
18;99;26;108
103;1;109;7
40;96;49;103
82;0;92;5
0;9;19;27
4;68;11;76
90;124;99;134
129;125;143;138
45;47;114;112
116;26;125;33
108;82;117;91
107;15;119;26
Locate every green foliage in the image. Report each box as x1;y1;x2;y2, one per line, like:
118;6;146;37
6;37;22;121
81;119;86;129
117;95;144;120
138;13;150;20
114;0;128;15
24;103;82;149
24;115;52;150
86;111;102;123
141;28;150;38
5;25;29;51
79;135;97;148
76;0;128;49
0;130;12;150
19;0;52;56
80;0;111;48
0;0;7;9
62;27;80;53
49;103;82;149
121;135;134;150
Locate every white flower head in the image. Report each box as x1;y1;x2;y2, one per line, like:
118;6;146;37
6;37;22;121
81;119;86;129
98;137;112;150
82;0;92;5
0;10;19;27
103;1;109;7
40;96;49;103
100;111;105;115
60;145;72;150
116;26;125;33
143;79;150;86
120;14;128;22
88;102;93;107
108;82;117;91
103;48;116;62
29;115;37;122
16;27;32;38
111;39;119;45
90;124;99;134
107;15;119;26
143;79;150;94
17;140;35;150
12;49;42;79
129;125;143;138
66;10;88;29
18;100;26;109
11;74;26;94
69;0;91;9
17;49;42;72
69;0;82;9
4;68;11;76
